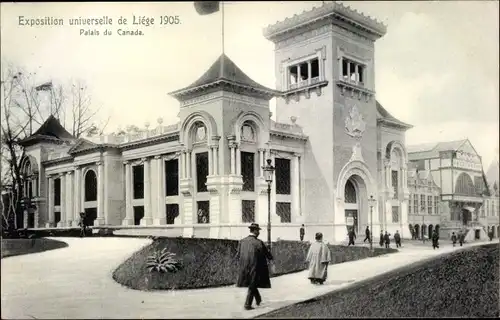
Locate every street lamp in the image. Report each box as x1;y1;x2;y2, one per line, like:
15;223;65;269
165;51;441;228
262;159;275;249
368;195;377;252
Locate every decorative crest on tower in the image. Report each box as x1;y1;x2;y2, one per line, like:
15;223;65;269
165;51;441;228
344;105;366;139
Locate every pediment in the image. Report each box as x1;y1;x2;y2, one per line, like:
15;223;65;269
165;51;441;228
68;138;98;154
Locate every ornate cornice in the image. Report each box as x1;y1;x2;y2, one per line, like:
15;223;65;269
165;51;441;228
270;130;308;141
119;132;179;151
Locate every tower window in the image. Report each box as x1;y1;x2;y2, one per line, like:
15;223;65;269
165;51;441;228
287;57;321;89
340;57;365;86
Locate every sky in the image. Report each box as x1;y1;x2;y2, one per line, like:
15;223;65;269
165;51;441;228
1;1;499;168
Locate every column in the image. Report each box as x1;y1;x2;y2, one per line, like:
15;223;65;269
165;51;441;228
154;156;166;225
291;154;300;221
180;151;185;179
73;167;81;225
141;157;153;225
338;57;343;79
58;174;66;227
46;176;54;227
297;65;301;84
236;144;241;176
122;161;134;225
307;61;312;84
65;171;73;226
230;143;236;175
212;146;218;176
95;161;105;225
186;150;192;179
258;149;265;177
354;64;359;83
347;61;351;82
208;147;214;176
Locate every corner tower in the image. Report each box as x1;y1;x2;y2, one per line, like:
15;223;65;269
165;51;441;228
264;2;387;241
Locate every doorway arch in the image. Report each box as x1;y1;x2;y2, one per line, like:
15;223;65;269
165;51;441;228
414;224;420;239
428;224;433;237
84;169;98;226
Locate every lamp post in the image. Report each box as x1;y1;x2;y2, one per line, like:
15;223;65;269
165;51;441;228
262;158;275;249
368;195;377;252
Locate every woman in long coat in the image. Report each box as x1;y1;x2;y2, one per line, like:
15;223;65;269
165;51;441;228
236;223;273;310
306;232;332;285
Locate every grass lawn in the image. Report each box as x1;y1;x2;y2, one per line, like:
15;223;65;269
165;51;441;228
256;244;500;318
112;237;397;291
1;238;69;259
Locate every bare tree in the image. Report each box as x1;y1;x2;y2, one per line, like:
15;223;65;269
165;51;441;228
1;61;106;230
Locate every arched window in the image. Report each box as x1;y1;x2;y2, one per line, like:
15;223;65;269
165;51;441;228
345;180;357;204
84;170;98;201
455;173;475;196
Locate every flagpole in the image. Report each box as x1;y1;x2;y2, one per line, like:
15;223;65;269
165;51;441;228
221;1;225;56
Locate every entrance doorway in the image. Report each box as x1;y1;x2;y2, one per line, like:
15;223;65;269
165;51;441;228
345;209;358;234
27;210;35;228
475;229;480;240
344;178;362;235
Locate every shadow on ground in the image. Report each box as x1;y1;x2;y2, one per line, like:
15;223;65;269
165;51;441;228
256;244;499;318
1;238;69;259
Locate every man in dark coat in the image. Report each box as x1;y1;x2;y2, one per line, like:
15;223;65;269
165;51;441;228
363;226;371;244
348;228;356;246
78;212;87;237
384;231;391;248
488;227;493;241
299;224;305;241
431;230;439;249
451;232;457;247
458;230;465;246
236;223;273;310
379;230;384;247
394;230;401;248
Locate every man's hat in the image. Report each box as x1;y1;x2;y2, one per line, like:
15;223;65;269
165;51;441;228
248;223;261;230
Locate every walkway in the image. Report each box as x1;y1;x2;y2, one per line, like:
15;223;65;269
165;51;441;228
1;237;497;319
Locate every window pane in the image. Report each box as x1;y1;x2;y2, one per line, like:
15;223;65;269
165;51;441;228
197;201;210;224
196;152;209;192
358;65;364;83
392;170;398;198
165;159;179;196
133;165;144;199
275;158;291;195
166;204;179;225
392;206;399;223
276;202;291;223
345;180;357;203
427;196;432;214
342;59;348;78
54;178;61;205
84;170;98;201
241;152;255;191
311;59;319;78
242;200;255;223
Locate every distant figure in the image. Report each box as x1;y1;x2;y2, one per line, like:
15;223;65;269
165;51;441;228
78;212;87;238
451;232;457;247
431;230;440;249
384;231;391;249
488;228;493;241
348;228;356;246
236;223;273;310
300;224;305;242
394;230;401;248
306;232;332;285
458;230;465;246
379;230;384;247
363;226;371;243
410;226;416;240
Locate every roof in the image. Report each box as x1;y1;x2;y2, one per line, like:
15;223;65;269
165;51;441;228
408;139;468;160
19;115;75;146
169;54;277;101
485;159;499;196
376;101;413;130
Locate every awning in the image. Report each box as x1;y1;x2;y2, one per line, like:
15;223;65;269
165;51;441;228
463;206;476;213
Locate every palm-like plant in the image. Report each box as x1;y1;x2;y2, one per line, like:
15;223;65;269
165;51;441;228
146;248;182;274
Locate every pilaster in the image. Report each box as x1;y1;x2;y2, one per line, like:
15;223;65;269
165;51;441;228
46;175;55;228
140;157;154;226
95;161;105;226
122;161;134;225
154;155;167;225
72;166;82;227
57;173;66;227
65;171;74;226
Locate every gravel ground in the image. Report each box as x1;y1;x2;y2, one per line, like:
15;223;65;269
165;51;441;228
256;244;499;318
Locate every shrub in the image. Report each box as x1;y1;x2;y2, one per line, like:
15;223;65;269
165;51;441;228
146;249;182;273
113;237;397;291
1;238;68;258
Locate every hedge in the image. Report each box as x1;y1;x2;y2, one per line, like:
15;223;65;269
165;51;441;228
1;238;69;258
112;237;397;291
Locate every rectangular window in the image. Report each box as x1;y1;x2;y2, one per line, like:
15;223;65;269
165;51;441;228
409;194;412;214
392;206;399;223
133;206;144;226
276;202;291;223
275;158;291;195
166;204;179;225
392;170;398;198
196;152;209;193
413;194;418;214
54;178;61;205
341;58;365;86
241;152;255;192
420;195;426;213
197;201;210;224
288;57;320;89
133;165;144;199
242;200;255;223
434;196;439;215
165;159;179;196
427;196;433;214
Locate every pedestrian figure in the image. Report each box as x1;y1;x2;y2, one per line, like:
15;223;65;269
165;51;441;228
363;226;371;243
78;212;87;238
347;228;356;246
384;231;391;248
488;227;493;241
459;230;465;246
236;223;273;311
410;226;415;240
379;230;384;247
394;230;401;248
451;232;457;247
431;230;439;249
300;224;305;242
306;232;332;285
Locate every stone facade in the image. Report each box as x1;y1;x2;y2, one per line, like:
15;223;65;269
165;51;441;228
18;2;413;243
